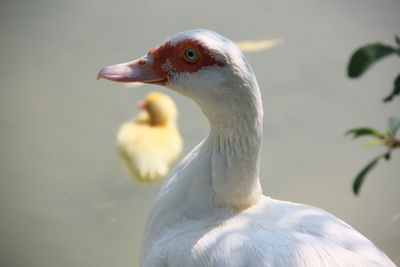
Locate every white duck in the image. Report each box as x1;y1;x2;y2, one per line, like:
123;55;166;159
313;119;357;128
117;92;182;183
98;29;395;267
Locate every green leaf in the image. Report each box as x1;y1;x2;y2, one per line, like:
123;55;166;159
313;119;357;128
383;74;400;102
347;43;396;78
388;115;400;136
363;139;385;148
395;35;400;47
353;156;382;195
346;127;384;139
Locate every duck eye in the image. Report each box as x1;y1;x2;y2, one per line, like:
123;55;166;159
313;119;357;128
183;48;200;63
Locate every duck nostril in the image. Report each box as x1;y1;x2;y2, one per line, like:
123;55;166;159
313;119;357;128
138;60;146;65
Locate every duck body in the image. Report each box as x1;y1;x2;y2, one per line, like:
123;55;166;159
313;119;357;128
98;29;395;266
143;197;391;266
117;92;182;182
141;137;393;267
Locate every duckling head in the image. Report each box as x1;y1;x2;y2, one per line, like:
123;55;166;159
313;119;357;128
139;92;178;126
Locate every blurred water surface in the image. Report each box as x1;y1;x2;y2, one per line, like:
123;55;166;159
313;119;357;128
0;0;399;266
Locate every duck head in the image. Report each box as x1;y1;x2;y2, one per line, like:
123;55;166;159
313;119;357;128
98;29;262;124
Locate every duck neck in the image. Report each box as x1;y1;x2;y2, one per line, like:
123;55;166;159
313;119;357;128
141;82;264;258
202;91;263;211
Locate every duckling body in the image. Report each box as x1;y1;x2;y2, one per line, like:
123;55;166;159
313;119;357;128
117;92;182;182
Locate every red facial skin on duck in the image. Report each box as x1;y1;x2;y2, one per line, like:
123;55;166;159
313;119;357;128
149;40;225;84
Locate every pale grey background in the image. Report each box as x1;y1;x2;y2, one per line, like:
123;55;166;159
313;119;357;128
0;0;399;266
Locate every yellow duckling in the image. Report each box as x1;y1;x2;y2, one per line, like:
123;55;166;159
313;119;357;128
117;92;182;183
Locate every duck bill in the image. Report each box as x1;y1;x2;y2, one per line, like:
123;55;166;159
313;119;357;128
136;100;146;109
97;54;166;84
